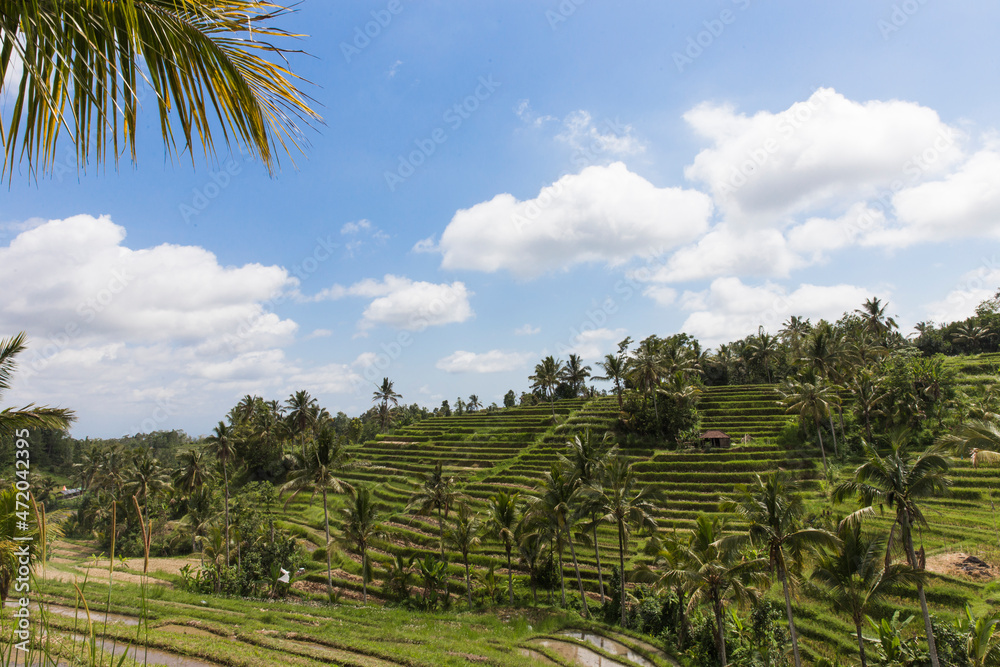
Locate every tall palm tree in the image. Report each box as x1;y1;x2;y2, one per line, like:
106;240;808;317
205;420;237;565
779;379;836;474
594;352;628;410
856;297;899;344
812;523;920;667
285;390;319;457
172;449;212;495
371;378;402;432
127;450;168;515
745;326;778;383
834;431;951;667
487;491;521;606
672;514;767;667
283;426;354;595
720;473;838;667
341;484;384;604
850;368;888;444
0;332;75;436
446;503;482;605
1;1;320;180
532;464;590;617
563;354;592;397
588;454;657;625
628;339;667;435
467;394;482;412
562;430;613;601
407;461;460;558
530;356;565;418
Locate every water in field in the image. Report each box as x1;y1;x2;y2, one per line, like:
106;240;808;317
555;631;655;666
69;634;218;667
531;636;633;667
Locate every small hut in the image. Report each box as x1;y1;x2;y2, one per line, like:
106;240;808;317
699;430;732;449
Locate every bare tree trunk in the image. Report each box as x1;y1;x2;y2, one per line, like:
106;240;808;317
814;416;829;475
901;514;940;667
855;616;868;667
780;567;803;667
566;526;589;618
465;557;473;606
323;487;333;596
592;520;605;602
506;547;514;606
223;463;230;566
828;414;839;457
713;592;727;666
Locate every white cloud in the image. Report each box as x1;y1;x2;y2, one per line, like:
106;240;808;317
555;110;645;157
924;267;1000;323
435;162;713;278
341;219;372;234
0;214;365;436
515;324;541;335
312;275;473;332
787;203;889;259
560;327;627;361
677;277;872;347
305;328;333;339
644;226;804;283
643;286;677;306
684;88;963;225
436;350;532;374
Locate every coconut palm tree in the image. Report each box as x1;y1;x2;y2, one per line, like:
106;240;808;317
588;454;658;625
812;522;920;667
407;461;460;558
487;491;521;606
1;1;320;180
856;297;899;342
205;420;237;565
745;326;778;383
779;379;836;474
126;450;168;516
594;352;628;410
285;390;319;457
628;339;667;435
283;426;354;595
371;378;402;432
530;356;565;418
672;514;768;667
532;464;590;617
562;430;614;601
720;472;839;667
341;484;384;604
0;332;75;436
173;449;212;495
467;394;482;412
446;503;482;605
834;430;951;667
563;354;592;397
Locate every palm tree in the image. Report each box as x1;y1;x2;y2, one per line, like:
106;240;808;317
850;369;888;444
745;326;778;383
285;390;319;457
834;431;951;667
720;472;838;667
0;332;75;436
779;379;836;474
173;449;212;495
205;420;237;565
937;419;1000;468
127;450;168;516
341;484;384;604
407;461;460;558
957;606;1000;667
530;356;565;417
644;529;694;651
594;352;628;410
487;491;521;606
467;394;482;412
371;378;402;432
562;430;613;601
179;485;217;554
628;339;667;435
283;426;354;595
952;322;991;353
1;1;320;179
588;454;657;625
446;503;481;605
672;514;767;667
563;354;592;397
533;464;590;617
812;522;920;667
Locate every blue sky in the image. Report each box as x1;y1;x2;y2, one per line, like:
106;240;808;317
3;0;1000;437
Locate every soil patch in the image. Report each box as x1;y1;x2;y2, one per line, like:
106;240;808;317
925;552;997;580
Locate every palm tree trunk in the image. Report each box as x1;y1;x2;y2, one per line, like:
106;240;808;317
223;463;231;567
323;487;333;595
814;416;829;474
864;409;873;443
566;525;589;618
780;567;803;667
618;520;627;627
506;546;514;606
592;519;605;602
855;616;868;667
465;557;473;606
362;549;368;604
438;506;445;559
828;414;839;457
557;544;566;607
901;515;940;667
615;381;623;411
713;591;728;666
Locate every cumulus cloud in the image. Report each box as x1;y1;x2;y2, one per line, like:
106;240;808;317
313;275;473;332
436;350;532;373
644;226;804;283
924;267;1000;323
683;88;963;225
434;162;713;278
677;277;872;347
555;111;645;157
0;215;362;435
559;327;627;361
